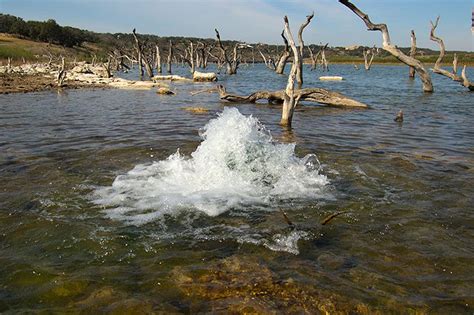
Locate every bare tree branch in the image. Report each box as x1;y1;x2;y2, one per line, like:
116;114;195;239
339;0;433;92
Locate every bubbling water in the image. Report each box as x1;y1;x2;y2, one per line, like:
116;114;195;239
93;108;328;226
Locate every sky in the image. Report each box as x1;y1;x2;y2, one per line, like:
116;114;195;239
1;0;473;51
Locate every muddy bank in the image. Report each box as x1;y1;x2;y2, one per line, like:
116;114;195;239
0;72;107;94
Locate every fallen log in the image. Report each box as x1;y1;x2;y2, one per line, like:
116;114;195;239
193;71;217;82
152;75;193;82
319;76;343;81
216;85;368;108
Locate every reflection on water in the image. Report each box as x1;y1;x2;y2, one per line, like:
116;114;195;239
0;64;473;313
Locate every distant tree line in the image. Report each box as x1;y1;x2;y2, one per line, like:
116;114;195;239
0;14;97;47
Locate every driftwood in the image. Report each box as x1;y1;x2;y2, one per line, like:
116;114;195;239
339;0;433;93
152;74;193;82
319;76;343;81
216;84;367;108
193;71;217;82
429;16;473;91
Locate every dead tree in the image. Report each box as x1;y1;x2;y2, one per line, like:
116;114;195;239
275;30;291;74
180;41;196;73
409;30;417;78
215;29;241;75
281;15;301;126
429;16;473;90
208;50;225;73
102;58;112;78
320;43;329;72
167;40;173;74
258;48;276;70
296;12;314;86
6;57;12;73
155;45;162;73
56;57;66;87
132;28;144;77
308;46;317;70
339;0;433;92
452;53;458;75
363;47;377;71
461;66;474;91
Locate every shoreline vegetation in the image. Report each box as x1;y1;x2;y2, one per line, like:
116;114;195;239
1;32;472;95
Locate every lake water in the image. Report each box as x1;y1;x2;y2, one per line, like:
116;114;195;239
1;64;473;313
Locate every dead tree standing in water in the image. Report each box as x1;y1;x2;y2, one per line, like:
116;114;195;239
215;29;242;75
132;28;144;77
155;45;162;74
275;30;291;74
363;47;377;71
320;43;329;71
56;56;66;87
409;30;416;78
167;40;173;74
339;0;433;93
132;28;154;79
258;47;276;70
429;16;473;91
296;12;314;86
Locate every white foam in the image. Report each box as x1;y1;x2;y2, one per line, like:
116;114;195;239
93;108;328;226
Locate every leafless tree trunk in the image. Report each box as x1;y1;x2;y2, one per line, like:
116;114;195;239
409;30;416;78
461;66;474;91
167;40;173;74
320;44;329;72
296;12;314;86
339;0;433;92
103;58;112;78
57;56;66;87
308;46;316;71
429;16;473;90
452;53;458;75
7;57;12;73
258;48;276;70
215;29;242;75
281;16;301;126
275;30;291;74
155;45;162;73
363;47;376;71
132;28;144;78
181;41;196;73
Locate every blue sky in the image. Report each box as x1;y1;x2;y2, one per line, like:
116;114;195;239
1;0;472;51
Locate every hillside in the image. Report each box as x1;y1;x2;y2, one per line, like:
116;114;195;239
1;13;473;66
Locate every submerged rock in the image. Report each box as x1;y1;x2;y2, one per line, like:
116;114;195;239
171;255;387;313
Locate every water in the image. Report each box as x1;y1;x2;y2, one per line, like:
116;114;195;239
1;64;473;313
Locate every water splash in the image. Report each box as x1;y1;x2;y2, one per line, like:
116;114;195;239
93;108;328;226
